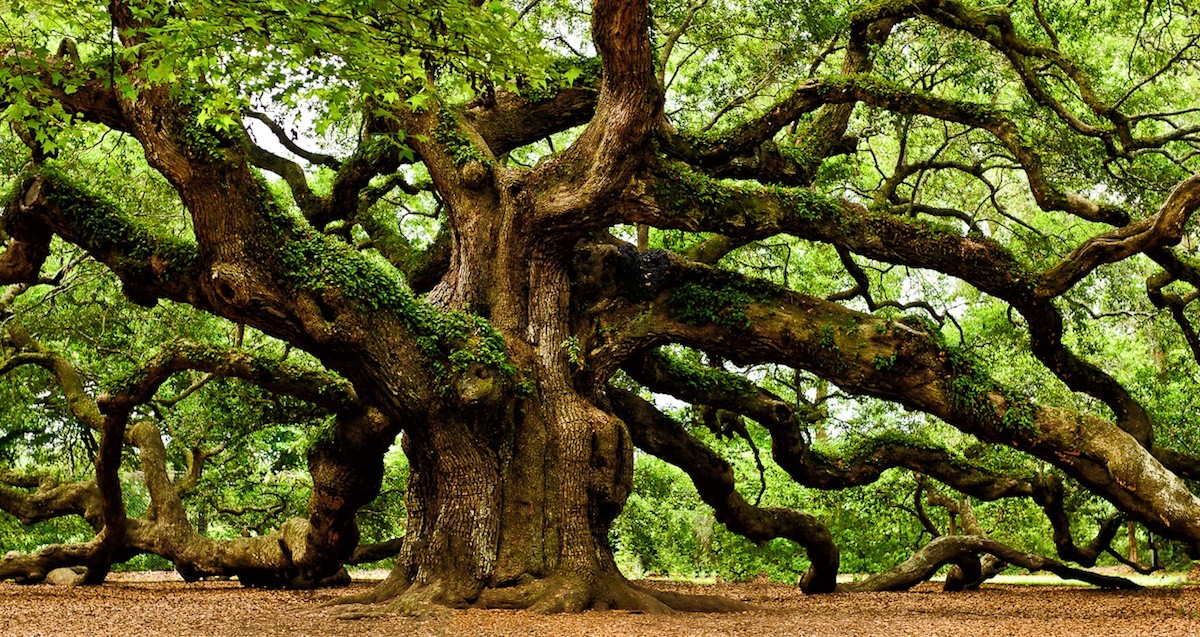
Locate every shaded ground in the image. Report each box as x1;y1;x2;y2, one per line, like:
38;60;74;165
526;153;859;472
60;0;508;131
2;576;1197;637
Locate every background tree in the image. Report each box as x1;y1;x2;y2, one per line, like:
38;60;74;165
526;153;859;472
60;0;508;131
2;0;1200;613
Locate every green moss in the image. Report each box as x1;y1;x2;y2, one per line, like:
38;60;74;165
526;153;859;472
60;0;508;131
676;129;734;154
945;348;1036;435
181;116;224;160
846;429;938;457
654;352;753;397
848;0;922;25
306;416;339;454
667;278;774;330
768;185;841;221
651;163;735;211
280;231;516;386
280;234;413;312
818;325;837;350
434;110;491;167
778;143;819;170
37;167;199;280
653;161;840;224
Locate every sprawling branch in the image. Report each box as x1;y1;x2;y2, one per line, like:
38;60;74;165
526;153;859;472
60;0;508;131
102;341;362;415
0;49;129;132
583;252;1200;551
242;135;326;220
13;137;442;425
245;111;341;169
1032;474;1127;566
0;327;393;587
0;473;101;527
609;386;839;594
624;350;1033;500
470;86;599;156
627;166;1155;445
8;172;203;307
1038;174;1200;296
659;12;895;186
665;75;1131;225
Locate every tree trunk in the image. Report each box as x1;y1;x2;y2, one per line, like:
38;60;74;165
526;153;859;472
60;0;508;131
347;396;738;612
351;403;746;612
335;204;741;612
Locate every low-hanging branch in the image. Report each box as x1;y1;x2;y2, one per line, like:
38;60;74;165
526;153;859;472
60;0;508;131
840;534;1141;592
1031;474;1127;567
0;324;394;587
609;386;840;594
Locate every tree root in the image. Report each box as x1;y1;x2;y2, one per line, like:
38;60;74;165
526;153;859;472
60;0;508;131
330;572;750;616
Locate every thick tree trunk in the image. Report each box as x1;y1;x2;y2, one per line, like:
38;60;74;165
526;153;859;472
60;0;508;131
348;398;734;612
349;406;746;612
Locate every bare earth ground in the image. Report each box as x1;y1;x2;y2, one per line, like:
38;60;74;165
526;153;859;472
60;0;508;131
2;575;1197;637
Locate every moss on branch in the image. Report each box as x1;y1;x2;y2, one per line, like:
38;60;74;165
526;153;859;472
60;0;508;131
33;167;199;291
278;231;516;386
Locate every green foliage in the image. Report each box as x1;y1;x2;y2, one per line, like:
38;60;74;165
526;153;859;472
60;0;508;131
667;276;779;330
0;512;93;554
946;347;1037;434
521;56;601;102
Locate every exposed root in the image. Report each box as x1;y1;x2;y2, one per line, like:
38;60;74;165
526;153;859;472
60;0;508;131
633;582;754;612
525;575;673;613
323;570;410;607
336;597;453;621
486;574;751;613
330;572;750;616
334;579;467;620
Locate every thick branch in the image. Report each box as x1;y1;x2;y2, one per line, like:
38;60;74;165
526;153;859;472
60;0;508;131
0;475;102;527
610;386;840;594
1032;474;1126;566
1038;174;1200;296
628;168;1154;446
10;172;203;307
470;87;599;156
587;254;1200;551
625;350;1033;500
529;0;661;227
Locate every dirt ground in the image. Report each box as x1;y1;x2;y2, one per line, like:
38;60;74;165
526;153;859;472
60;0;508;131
2;576;1197;637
